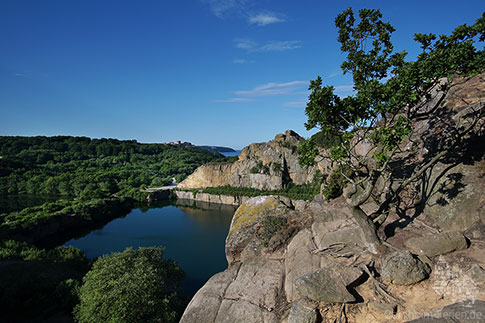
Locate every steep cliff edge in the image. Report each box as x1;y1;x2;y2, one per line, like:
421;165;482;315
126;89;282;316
180;74;484;322
178;130;330;191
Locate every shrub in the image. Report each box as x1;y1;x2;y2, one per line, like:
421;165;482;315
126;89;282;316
322;165;352;200
74;247;185;323
261;216;288;244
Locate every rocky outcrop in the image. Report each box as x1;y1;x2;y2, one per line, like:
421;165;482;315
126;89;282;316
380;250;431;285
287;302;318;323
179;258;284;323
225;195;293;265
294;264;363;303
178;130;329;191
181;193;485;323
405;231;468;257
420;162;485;239
179;74;485;323
174;190;250;206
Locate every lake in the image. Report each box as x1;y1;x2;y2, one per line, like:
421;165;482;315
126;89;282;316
65;200;236;297
221;150;241;157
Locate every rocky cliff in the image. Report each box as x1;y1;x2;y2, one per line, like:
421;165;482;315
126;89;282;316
181;194;485;323
178;130;330;191
180;74;485;322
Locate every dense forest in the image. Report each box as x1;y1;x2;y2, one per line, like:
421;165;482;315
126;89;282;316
0;136;224;200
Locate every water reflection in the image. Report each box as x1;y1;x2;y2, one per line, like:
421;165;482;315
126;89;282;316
66;199;236;297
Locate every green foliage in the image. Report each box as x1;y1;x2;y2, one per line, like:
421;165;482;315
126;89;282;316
0;241;88;321
249;160;270;174
281;141;298;154
178;183;322;201
310;131;342;149
0;136;223;200
298;139;319;166
222;155;239;163
0;240;88;264
321;165;352;200
0;198;132;241
74;247;185;323
300;7;484;187
260;216;287;245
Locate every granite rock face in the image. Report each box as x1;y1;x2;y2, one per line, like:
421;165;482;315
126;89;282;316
225;195;292;265
420;162;485;239
294;264;363;303
380;250;431;285
178;130;329;191
287;302;318;323
178;74;485;323
405;231;468;257
179;260;282;323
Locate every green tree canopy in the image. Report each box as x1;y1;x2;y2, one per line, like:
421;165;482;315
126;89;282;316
74;247;185;323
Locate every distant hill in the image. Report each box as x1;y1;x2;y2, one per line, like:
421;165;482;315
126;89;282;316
198;146;236;153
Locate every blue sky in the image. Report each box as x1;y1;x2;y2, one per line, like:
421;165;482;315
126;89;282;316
1;0;483;149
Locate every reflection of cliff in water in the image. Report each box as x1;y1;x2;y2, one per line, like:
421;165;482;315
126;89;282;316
176;199;237;227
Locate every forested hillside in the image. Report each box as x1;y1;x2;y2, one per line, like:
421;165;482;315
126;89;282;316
0;136;223;199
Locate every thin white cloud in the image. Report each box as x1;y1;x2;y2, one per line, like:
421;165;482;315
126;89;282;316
283;100;308;108
334;85;354;93
234;39;301;52
234;39;256;50
216;80;307;103
259;40;301;52
215;97;255;103
248;13;284;26
235;80;307;97
233;58;248;64
204;0;248;18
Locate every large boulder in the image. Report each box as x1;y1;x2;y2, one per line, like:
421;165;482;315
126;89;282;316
287;302;318;323
224;258;285;310
285;229;321;302
380;250;431;285
421;162;484;238
294;264;363;303
179;259;284;323
180;263;241;323
225;196;292;265
405;231;468;257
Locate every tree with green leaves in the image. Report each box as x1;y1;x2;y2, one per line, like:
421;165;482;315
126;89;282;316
74;247;185;323
300;8;484;253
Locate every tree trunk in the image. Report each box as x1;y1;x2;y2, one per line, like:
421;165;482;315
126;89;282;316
350;205;381;254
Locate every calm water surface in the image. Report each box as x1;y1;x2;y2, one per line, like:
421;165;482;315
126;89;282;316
66;201;236;296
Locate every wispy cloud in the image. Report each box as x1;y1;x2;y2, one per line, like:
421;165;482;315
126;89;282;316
283;100;308;108
215;97;255;103
260;40;301;51
235;39;257;50
334;85;354;94
234;39;301;52
204;0;248;18
235;81;307;97
248;13;284;26
233;58;249;64
216;80;307;103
